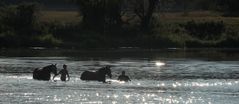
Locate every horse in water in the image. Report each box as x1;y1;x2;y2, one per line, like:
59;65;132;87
33;64;57;81
80;66;112;83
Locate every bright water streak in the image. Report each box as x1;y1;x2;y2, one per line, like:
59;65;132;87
0;57;239;104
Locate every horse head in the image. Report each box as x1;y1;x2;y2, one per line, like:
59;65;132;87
104;65;112;78
50;64;57;76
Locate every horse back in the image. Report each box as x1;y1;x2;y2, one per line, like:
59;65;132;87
80;71;97;80
80;70;106;82
33;68;39;79
33;68;50;80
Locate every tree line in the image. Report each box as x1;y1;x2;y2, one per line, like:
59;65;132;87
0;0;239;48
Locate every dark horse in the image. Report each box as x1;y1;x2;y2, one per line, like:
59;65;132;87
80;66;112;83
33;64;57;81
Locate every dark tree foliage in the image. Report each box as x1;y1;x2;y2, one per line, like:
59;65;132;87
130;0;159;32
73;0;122;31
0;3;40;47
183;21;225;40
1;0;239;48
74;0;159;32
218;0;239;16
0;1;4;6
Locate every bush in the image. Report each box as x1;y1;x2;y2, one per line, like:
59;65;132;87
218;26;239;47
181;20;226;41
36;34;62;47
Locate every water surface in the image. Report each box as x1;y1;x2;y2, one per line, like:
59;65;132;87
0;49;239;104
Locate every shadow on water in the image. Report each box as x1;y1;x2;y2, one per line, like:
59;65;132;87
1;48;239;80
1;48;239;61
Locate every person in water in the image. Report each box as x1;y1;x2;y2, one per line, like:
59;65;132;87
118;71;131;82
53;64;70;81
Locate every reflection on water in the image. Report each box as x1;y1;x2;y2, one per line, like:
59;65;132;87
0;49;239;103
155;61;166;67
1;73;239;103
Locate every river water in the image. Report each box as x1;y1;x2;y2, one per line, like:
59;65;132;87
0;49;239;104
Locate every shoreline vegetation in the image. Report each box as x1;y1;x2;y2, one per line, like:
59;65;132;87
1;0;239;49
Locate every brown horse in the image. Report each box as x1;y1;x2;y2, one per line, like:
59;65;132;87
80;66;112;83
33;64;57;81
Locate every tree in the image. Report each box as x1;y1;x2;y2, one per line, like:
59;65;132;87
0;1;4;7
223;0;239;16
73;0;122;31
0;3;39;46
212;0;239;16
130;0;159;32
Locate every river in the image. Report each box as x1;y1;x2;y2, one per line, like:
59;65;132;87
0;49;239;104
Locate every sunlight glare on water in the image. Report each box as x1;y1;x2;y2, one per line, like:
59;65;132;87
0;55;239;103
155;61;166;67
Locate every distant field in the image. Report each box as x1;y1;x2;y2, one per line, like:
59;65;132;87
39;11;81;23
39;10;239;26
